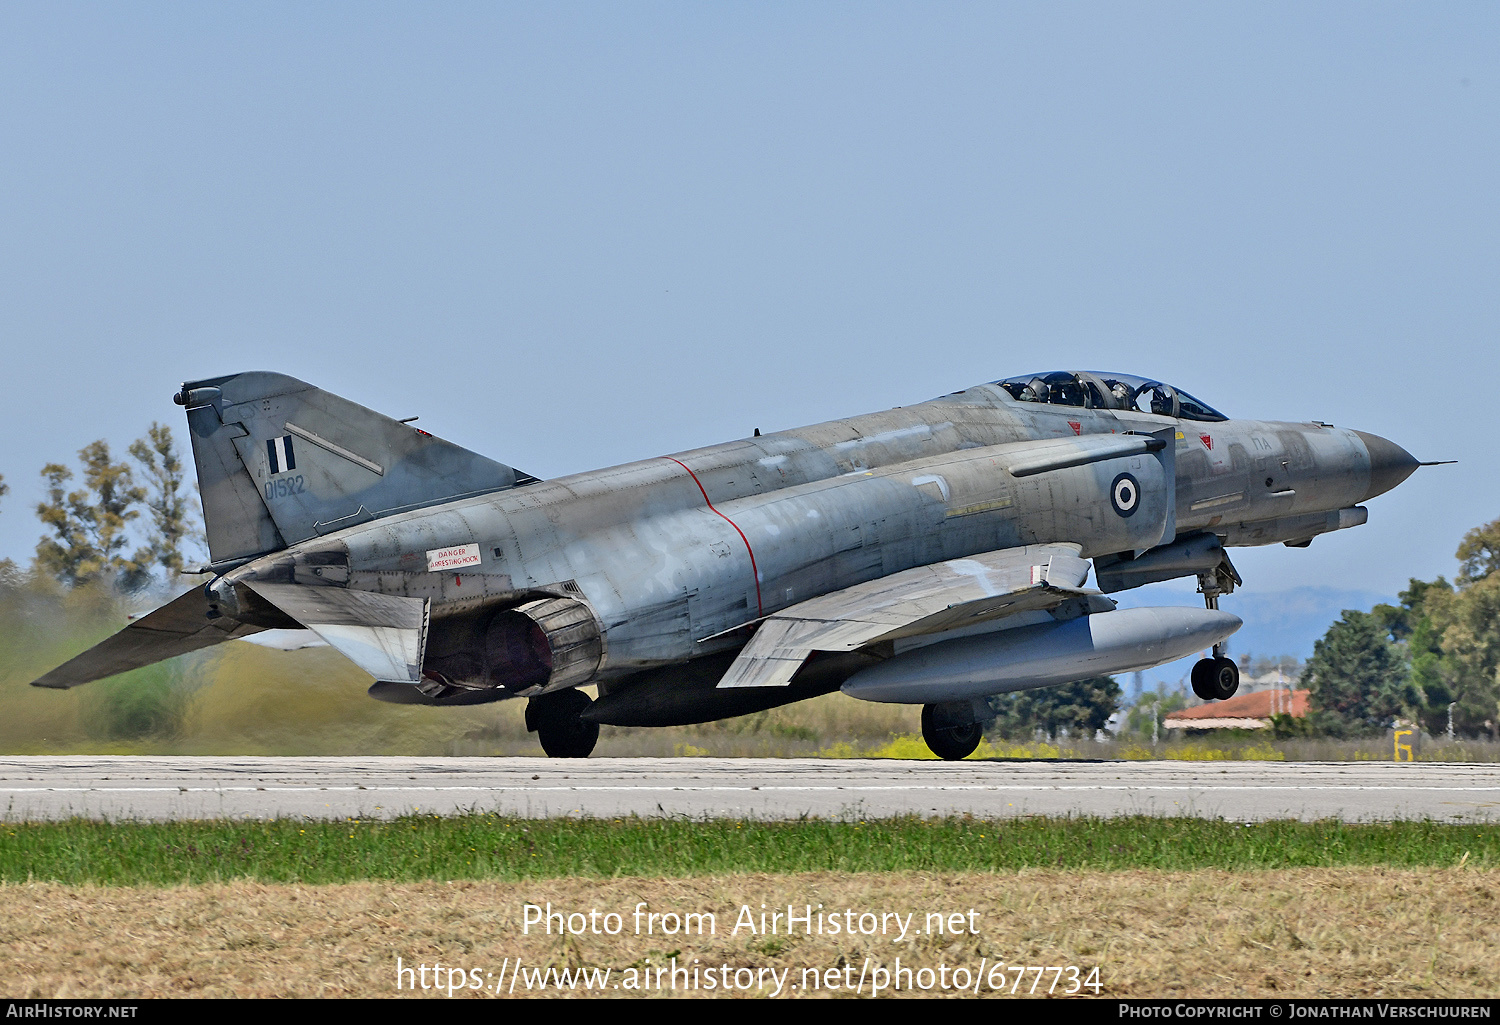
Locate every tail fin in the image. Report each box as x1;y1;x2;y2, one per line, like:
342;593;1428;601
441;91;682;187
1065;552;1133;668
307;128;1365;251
177;372;537;567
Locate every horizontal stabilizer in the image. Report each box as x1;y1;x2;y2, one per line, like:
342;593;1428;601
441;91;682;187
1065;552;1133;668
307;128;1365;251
244;582;429;683
239;629;330;651
717;543;1106;689
30;587;266;689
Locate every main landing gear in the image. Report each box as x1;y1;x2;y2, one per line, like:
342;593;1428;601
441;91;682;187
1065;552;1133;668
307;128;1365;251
921;699;990;761
526;688;599;758
1190;555;1241;702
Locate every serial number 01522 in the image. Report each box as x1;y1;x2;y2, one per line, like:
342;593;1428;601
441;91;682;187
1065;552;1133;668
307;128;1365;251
265;475;306;500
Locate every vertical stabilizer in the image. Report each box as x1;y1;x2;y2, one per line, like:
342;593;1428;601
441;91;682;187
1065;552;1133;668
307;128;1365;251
177;372;537;566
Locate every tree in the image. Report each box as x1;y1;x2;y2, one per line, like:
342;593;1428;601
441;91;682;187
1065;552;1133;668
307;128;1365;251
0;472;15;585
1302;609;1415;736
1373;578;1456;736
129;422;198;577
987;676;1121;740
1372;523;1500;739
1373;577;1449;644
34;441;151;588
1440;517;1500;738
1125;685;1186;738
1416;575;1500;738
1456;518;1500;586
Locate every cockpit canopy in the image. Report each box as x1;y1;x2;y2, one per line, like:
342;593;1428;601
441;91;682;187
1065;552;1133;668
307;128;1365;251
995;371;1227;422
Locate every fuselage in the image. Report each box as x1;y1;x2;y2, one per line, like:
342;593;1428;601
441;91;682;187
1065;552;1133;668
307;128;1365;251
221;379;1403;681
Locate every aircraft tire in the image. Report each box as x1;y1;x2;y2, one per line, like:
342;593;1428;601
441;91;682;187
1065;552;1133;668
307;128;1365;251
1209;656;1240;700
921;704;984;761
529;689;600;758
1190;658;1218;701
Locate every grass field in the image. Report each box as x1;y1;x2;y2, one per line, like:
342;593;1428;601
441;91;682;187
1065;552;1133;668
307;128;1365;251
5;869;1497;998
3;815;1495;886
5;816;1497;998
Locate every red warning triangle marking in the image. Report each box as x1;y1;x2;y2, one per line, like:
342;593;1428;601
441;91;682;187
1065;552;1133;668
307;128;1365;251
1068;421;1081;435
1200;435;1213;450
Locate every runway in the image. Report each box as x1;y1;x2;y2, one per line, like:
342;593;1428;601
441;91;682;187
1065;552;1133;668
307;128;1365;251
2;756;1498;822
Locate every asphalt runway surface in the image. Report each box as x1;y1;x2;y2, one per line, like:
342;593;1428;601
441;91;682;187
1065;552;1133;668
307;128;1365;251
2;756;1498;822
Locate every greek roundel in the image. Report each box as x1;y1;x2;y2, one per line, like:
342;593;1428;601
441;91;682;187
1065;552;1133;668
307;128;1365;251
1110;472;1140;517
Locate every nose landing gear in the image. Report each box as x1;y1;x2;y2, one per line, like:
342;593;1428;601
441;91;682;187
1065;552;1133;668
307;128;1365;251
1191;655;1240;701
1190;554;1242;702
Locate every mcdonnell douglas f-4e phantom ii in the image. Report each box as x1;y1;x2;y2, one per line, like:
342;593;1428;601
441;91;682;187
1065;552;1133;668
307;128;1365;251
33;370;1428;758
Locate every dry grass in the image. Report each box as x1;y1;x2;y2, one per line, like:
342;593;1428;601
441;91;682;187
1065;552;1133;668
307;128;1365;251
5;869;1497;998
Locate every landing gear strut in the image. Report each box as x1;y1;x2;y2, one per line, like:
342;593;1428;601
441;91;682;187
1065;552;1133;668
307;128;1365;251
526;689;599;758
921;700;990;761
1191;554;1241;702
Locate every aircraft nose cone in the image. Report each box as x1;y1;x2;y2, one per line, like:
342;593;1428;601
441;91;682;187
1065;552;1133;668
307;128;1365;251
1353;431;1419;501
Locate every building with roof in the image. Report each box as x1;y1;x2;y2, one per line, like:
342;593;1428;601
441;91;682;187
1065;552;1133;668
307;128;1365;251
1163;688;1309;731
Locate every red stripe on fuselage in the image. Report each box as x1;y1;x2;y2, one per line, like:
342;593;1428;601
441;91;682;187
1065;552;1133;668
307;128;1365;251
664;457;764;618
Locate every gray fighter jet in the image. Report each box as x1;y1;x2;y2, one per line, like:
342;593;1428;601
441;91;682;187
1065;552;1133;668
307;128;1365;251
32;370;1427;758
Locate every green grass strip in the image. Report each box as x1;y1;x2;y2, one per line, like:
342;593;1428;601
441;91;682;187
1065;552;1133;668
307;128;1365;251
1;816;1495;887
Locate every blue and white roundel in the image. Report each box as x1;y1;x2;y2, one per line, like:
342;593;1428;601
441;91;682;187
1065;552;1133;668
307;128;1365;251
1110;472;1140;517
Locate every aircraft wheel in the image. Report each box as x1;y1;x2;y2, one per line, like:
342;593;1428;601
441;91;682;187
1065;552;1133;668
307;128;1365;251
1209;656;1240;700
528;689;600;758
1190;658;1217;701
921;704;984;761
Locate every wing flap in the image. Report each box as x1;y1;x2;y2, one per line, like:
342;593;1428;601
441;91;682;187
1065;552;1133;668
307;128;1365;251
244;582;429;683
717;544;1103;688
30;587;265;689
714;619;826;689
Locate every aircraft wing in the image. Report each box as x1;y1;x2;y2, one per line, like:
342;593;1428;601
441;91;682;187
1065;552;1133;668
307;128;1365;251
716;542;1108;688
242;582;429;684
30;586;268;689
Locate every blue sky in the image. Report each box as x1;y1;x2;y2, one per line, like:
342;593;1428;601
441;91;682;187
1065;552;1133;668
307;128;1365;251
1;3;1495;612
